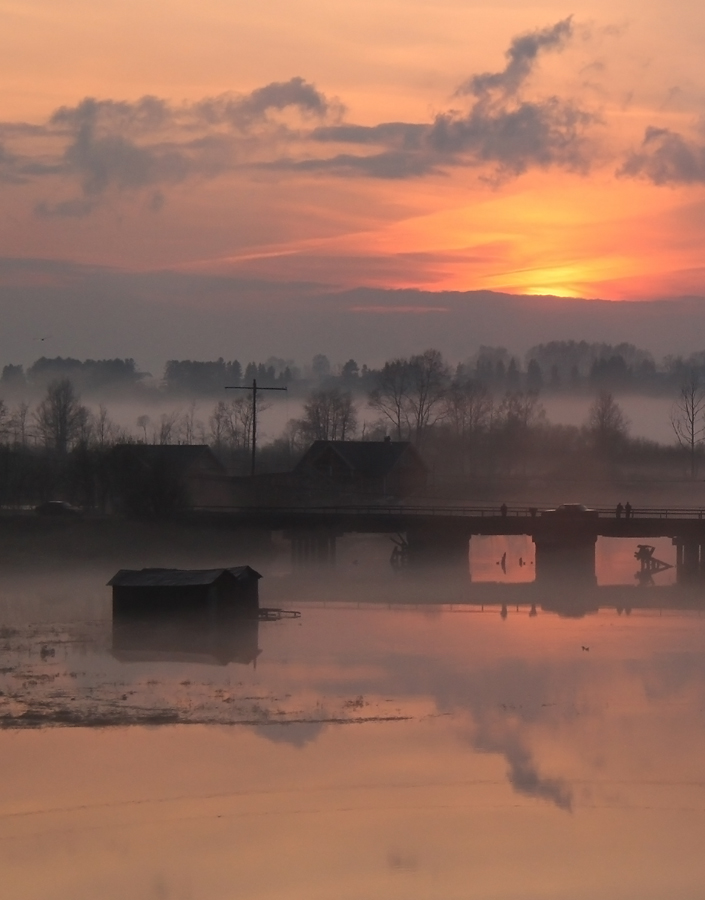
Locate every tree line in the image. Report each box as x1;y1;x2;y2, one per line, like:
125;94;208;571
2;344;705;511
9;341;705;399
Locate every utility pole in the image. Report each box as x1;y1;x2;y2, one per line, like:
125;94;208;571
225;379;287;476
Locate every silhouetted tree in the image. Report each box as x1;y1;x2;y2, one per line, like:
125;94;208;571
670;374;705;478
369;350;449;444
526;359;544;392
586;390;629;454
34;378;88;454
297;388;357;442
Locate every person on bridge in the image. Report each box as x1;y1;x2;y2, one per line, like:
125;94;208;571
625;501;633;520
616;502;623;519
500;503;508;517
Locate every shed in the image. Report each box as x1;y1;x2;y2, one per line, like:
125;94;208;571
108;566;261;614
294;439;428;497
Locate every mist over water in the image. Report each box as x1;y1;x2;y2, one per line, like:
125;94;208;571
2;538;705;898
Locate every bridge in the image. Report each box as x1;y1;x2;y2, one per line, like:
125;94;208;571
194;504;705;586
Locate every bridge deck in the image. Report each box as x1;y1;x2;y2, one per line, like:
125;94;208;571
193;505;705;539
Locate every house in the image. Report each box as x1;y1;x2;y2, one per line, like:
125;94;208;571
294;439;428;498
108;566;261;614
111;444;232;514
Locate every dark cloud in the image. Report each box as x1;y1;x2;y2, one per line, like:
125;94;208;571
456;18;574;99
0;78;340;216
0;24;597;211
619;126;705;184
301;18;593;180
428;98;593;175
195;76;343;129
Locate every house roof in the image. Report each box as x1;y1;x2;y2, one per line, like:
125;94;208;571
296;440;427;479
112;444;226;474
107;566;261;588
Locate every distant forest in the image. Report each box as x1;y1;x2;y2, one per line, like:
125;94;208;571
6;340;705;397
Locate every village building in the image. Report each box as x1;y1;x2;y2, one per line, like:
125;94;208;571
293;439;428;498
111;444;233;514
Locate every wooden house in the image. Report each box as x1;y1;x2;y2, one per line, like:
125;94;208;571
294;439;428;498
108;566;261;615
110;444;232;514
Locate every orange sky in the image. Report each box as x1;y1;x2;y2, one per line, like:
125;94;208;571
2;0;705;302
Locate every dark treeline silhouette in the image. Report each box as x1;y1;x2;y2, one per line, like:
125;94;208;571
2;357;145;393
7;342;705;399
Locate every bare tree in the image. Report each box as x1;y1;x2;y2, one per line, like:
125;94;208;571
136;414;150;442
0;399;9;445
586;390;629;454
93;404;116;449
181;401;199;444
208;396;270;454
297;388;358;442
34;378;88;454
368;358;412;441
406;349;450;441
444;379;493;437
158;410;181;445
368;349;449;444
9;401;30;446
671;374;705;477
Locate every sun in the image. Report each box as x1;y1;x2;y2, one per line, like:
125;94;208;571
522;285;583;298
485;262;597;299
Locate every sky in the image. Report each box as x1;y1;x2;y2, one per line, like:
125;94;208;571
3;0;705;367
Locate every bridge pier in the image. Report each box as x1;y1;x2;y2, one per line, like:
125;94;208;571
672;537;705;585
290;531;337;569
533;531;597;586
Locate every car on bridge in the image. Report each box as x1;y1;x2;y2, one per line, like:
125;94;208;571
540;503;599;520
34;500;83;517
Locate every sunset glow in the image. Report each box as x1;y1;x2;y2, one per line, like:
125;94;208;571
1;0;705;364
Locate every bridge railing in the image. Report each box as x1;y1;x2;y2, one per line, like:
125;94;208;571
193;504;705;520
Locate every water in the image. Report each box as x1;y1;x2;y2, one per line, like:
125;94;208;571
1;549;704;898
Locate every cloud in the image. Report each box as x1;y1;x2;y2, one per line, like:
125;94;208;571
456;18;574;99
34;197;97;218
0;78;341;215
0;23;598;212
302;18;594;180
619;126;705;184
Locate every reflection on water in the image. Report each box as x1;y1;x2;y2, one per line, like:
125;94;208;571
470;535;535;583
471;535;678;587
112;610;261;666
3;566;705;897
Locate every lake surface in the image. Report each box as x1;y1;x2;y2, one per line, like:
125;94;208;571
2;557;705;898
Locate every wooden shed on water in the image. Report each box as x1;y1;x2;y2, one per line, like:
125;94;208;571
108;566;261;615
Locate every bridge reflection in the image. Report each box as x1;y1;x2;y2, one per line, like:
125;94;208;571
463;582;705;618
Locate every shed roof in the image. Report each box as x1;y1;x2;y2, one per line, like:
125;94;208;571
296;440;427;479
107;566;261;588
